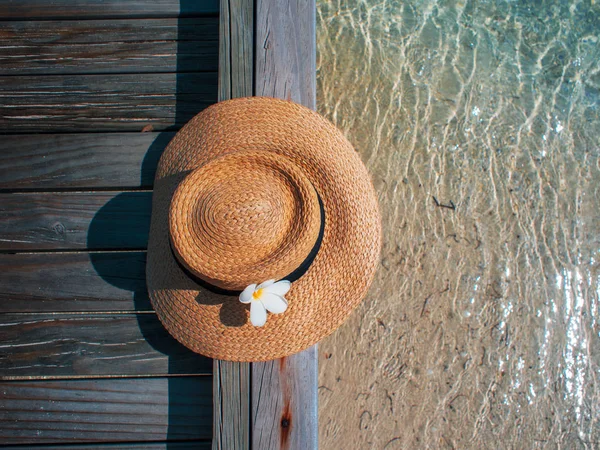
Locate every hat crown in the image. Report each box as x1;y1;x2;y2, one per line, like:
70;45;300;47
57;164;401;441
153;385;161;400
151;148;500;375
169;150;321;291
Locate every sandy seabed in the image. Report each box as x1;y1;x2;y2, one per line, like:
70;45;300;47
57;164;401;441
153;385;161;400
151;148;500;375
316;1;600;448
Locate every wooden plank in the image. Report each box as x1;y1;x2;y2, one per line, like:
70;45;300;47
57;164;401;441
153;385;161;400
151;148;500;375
0;377;212;444
0;18;218;75
0;132;173;190
255;0;316;108
0;192;151;251
0;72;217;133
213;1;254;449
213;361;250;450
218;0;254;102
2;443;211;449
252;1;318;449
0;252;149;313
0;313;211;378
252;352;318;449
0;0;219;20
1;17;218;45
1;442;211;449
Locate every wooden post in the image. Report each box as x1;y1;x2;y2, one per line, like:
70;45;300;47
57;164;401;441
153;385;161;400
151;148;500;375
252;1;318;449
215;0;317;449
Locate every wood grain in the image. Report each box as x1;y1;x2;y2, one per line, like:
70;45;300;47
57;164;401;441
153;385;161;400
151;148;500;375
0;313;211;378
252;1;319;449
1;18;218;45
213;360;250;450
255;0;316;109
0;132;173;190
0;252;149;313
0;192;151;251
0;18;218;75
0;0;219;19
218;0;254;102
213;1;254;449
0;377;212;444
0;72;217;133
252;350;318;449
0;2;220;446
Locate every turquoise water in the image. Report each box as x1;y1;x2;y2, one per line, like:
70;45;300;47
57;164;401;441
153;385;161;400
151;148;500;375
316;1;599;448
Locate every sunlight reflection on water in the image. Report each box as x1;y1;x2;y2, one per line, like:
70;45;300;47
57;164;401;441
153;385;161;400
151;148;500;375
317;0;599;448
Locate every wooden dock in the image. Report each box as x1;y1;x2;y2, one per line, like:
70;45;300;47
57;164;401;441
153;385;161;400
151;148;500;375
0;1;317;448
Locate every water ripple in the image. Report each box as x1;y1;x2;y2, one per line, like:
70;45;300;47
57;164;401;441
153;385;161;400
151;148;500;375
317;0;600;448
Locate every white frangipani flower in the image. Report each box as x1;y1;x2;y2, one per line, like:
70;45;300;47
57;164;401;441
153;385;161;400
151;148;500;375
239;279;291;327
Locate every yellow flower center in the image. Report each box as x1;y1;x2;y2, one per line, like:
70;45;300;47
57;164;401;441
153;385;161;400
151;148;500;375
252;288;264;300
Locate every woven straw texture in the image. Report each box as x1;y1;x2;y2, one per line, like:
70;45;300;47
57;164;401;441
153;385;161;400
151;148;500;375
169;150;321;291
147;97;381;361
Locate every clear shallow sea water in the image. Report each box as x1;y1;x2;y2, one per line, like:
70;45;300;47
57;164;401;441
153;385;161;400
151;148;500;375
316;1;600;448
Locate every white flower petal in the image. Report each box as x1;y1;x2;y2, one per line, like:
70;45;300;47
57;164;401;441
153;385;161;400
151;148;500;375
261;293;288;314
264;280;291;297
257;279;276;290
239;284;257;304
250;300;267;327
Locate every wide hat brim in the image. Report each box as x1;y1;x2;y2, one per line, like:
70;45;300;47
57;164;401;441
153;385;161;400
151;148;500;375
147;97;381;361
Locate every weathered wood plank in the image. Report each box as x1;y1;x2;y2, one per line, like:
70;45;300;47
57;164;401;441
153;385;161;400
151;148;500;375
0;73;217;133
1;18;218;45
213;360;250;450
1;443;211;450
0;313;211;378
0;0;219;19
213;1;254;449
0;377;212;444
0;18;218;75
0;252;149;313
255;0;316;109
0;133;172;190
218;0;254;102
252;351;318;449
252;1;318;449
0;192;151;251
1;442;211;449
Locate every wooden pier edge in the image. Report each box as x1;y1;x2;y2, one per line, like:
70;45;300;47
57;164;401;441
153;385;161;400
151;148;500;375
214;0;318;449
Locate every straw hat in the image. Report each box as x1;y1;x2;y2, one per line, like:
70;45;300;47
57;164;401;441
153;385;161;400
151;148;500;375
147;97;381;361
